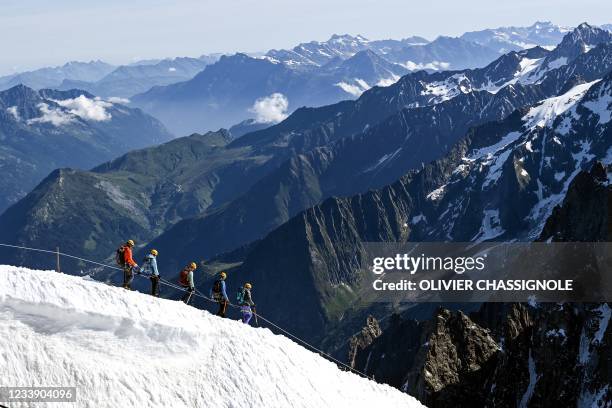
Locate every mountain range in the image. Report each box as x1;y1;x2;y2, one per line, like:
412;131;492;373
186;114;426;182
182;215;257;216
0;23;610;275
460;21;572;53
3;22;608;137
57;55;220;98
0;85;172;212
131;49;414;135
145;23;612;270
127;34;525;134
0;60;115;91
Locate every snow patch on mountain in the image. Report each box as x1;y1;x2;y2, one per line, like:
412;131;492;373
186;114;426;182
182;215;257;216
519;349;540;408
427;184;447;201
472;209;505;242
522;81;598;129
466;131;523;161
478;57;545;93
593;303;611;345
546;56;568;69
421;73;472;103
583;80;612;125
434;77;609;242
0;266;421;408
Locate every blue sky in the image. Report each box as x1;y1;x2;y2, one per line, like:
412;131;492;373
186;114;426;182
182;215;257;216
2;0;611;75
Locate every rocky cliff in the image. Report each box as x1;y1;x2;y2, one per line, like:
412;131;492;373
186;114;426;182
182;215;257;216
348;162;611;407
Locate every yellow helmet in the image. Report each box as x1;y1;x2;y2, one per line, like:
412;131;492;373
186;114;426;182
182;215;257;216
150;249;158;256
244;282;252;289
127;239;135;247
190;262;197;270
220;271;227;279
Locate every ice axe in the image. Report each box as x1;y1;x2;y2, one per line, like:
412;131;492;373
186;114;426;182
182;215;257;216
253;306;259;326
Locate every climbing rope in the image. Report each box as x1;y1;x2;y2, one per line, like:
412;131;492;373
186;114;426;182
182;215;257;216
0;242;370;378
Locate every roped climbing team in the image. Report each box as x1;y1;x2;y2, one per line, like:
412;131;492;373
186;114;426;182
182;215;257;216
115;239;256;325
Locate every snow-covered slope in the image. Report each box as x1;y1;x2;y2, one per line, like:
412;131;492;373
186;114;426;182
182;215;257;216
0;266;423;408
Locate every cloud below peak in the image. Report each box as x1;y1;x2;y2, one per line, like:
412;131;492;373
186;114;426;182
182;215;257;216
55;95;112;122
249;93;289;123
27;103;74;126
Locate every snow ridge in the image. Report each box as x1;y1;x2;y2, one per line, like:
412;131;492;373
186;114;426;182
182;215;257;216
0;266;422;408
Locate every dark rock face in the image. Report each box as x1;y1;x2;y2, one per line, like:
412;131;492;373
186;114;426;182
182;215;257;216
409;309;499;407
347;316;382;369
348;309;499;407
350;302;611;408
539;162;611;242
347;162;611;407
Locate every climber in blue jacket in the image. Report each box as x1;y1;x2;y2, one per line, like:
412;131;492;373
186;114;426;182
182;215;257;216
141;249;160;297
210;271;229;317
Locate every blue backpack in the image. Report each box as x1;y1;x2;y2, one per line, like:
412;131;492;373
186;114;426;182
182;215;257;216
236;287;245;304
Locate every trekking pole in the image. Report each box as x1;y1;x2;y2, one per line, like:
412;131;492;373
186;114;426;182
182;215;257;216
253;306;259;326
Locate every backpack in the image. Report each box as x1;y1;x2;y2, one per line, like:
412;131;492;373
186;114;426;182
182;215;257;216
116;246;126;267
212;279;223;294
236;288;245;304
179;269;190;287
141;256;152;272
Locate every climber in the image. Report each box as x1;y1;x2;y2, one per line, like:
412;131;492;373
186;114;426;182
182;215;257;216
179;262;197;305
116;239;138;290
142;249;160;297
211;271;229;318
237;282;256;325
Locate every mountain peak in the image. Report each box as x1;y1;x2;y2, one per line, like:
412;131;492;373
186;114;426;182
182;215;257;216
567;21;608;41
546;21;612;64
347;48;379;60
0;83;40;103
329;33;369;43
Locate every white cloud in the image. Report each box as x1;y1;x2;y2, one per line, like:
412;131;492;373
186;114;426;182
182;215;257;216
27;103;74;126
168;67;177;72
376;75;400;87
335;82;363;97
54;95;112;121
401;60;451;71
6;106;20;121
335;78;370;97
249;93;289;123
106;96;130;104
26;95;114;127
